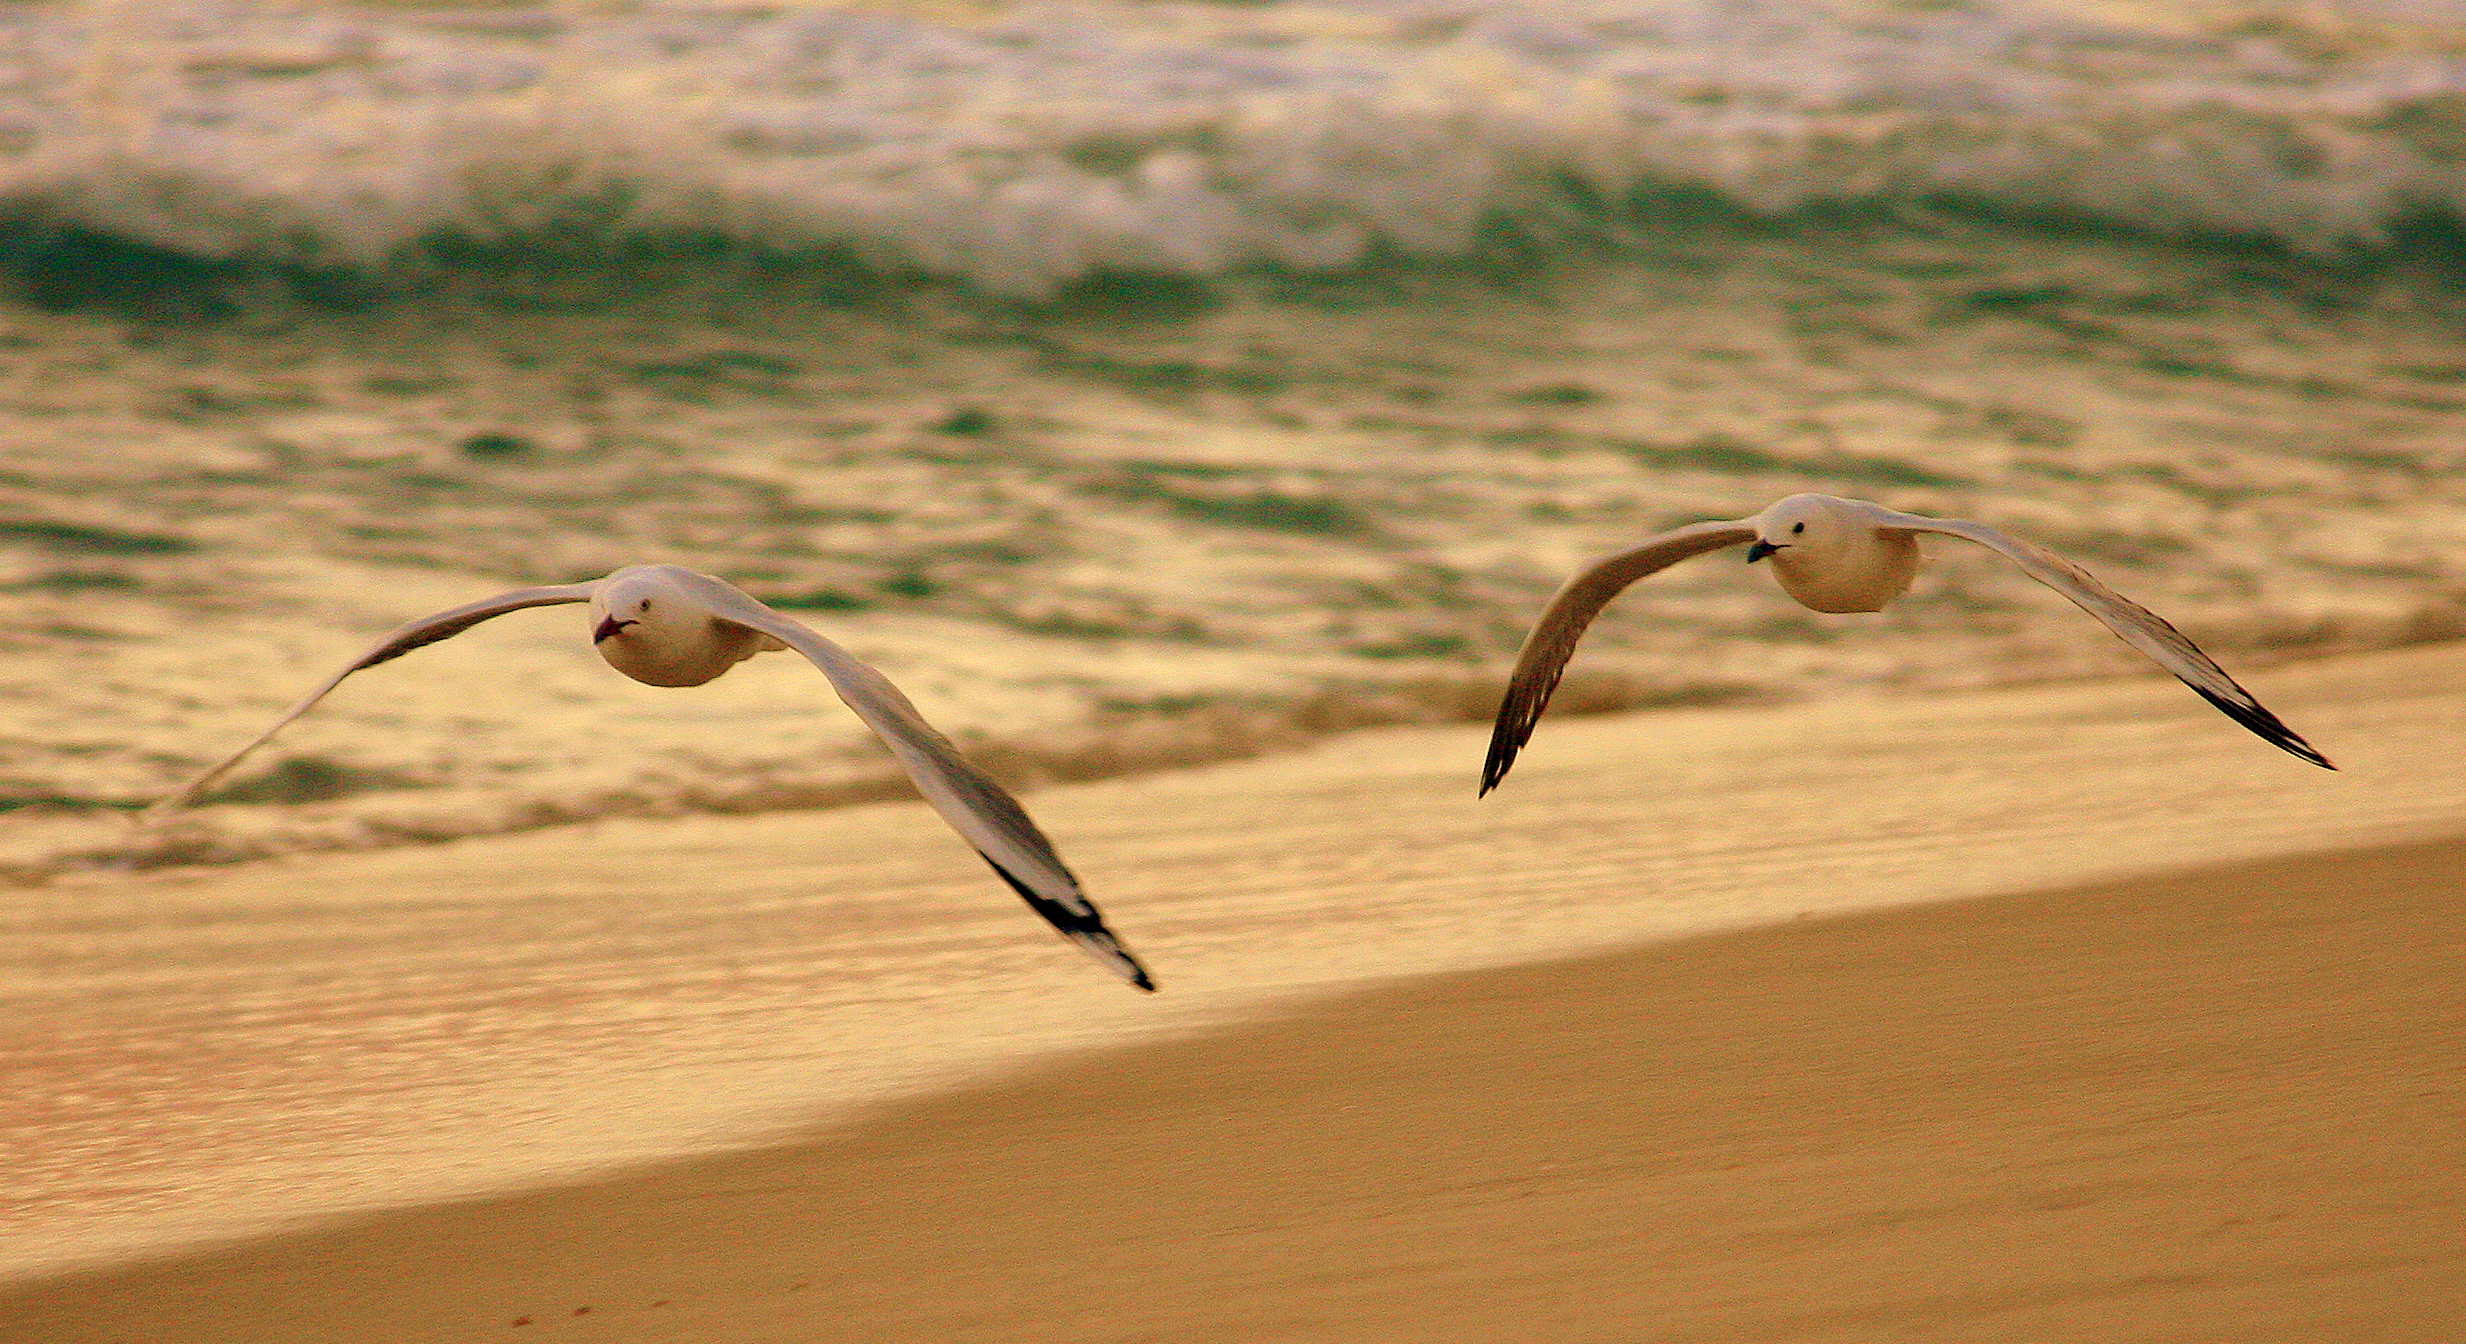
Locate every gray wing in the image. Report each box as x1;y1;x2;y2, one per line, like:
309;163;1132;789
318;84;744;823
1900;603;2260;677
149;583;601;814
1483;521;1758;795
672;573;1155;991
1878;512;2332;769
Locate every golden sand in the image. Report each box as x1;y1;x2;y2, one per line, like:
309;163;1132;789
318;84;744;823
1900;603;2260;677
4;800;2459;1341
4;640;2464;1294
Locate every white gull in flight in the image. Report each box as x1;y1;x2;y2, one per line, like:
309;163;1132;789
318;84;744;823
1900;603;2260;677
152;564;1155;990
1484;493;2334;795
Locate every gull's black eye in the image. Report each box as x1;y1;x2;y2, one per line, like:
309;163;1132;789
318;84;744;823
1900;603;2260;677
1791;522;1805;534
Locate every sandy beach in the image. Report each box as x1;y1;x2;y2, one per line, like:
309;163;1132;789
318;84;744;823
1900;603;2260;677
4;818;2459;1342
4;642;2465;1339
2;2;2463;1336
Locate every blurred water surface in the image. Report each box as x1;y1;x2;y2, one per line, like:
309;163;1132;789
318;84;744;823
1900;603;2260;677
4;0;2463;294
0;0;2461;887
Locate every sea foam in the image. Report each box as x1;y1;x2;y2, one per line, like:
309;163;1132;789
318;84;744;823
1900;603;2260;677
1;0;2461;294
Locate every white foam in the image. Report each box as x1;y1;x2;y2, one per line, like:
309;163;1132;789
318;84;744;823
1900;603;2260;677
1;0;2461;294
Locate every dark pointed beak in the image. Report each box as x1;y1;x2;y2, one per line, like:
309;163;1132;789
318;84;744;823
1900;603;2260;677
593;616;636;643
1745;540;1782;563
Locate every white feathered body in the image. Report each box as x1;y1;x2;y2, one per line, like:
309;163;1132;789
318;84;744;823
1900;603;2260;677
589;565;787;687
1756;495;1923;614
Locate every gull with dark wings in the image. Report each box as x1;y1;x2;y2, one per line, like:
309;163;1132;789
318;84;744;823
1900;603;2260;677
151;564;1155;990
1483;493;2334;796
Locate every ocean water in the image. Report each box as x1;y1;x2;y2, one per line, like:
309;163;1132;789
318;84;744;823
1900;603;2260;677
1;0;2463;884
3;0;2463;297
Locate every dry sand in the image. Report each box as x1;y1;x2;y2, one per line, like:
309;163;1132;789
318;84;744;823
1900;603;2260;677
4;825;2459;1341
4;642;2466;1338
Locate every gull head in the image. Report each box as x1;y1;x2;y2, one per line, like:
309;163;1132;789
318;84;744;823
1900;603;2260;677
1746;493;1850;564
590;576;660;646
1746;493;1919;614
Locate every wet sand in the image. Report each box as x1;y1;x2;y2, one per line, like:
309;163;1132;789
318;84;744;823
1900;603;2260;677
6;829;2460;1343
15;640;2466;1283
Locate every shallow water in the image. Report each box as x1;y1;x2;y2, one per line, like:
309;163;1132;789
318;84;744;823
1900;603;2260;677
3;220;2463;879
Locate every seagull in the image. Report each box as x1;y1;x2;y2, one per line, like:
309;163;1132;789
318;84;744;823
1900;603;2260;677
151;564;1155;991
1482;492;2334;795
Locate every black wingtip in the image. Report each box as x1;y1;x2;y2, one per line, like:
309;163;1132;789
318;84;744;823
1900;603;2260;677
1479;707;1527;798
1478;750;1513;798
1069;929;1158;990
1089;936;1157;991
1481;665;1569;799
981;854;1157;990
2186;683;2335;770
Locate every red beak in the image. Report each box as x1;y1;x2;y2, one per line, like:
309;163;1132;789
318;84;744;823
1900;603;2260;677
593;617;636;643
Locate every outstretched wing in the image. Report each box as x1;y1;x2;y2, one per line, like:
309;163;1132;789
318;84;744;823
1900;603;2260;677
673;573;1156;991
1878;512;2332;768
1483;521;1757;795
150;583;601;814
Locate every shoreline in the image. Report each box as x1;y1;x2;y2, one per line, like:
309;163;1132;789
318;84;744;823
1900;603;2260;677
11;629;2412;891
9;218;2464;891
9;206;2463;904
8;640;2466;1288
10;658;1772;888
6;829;2458;1341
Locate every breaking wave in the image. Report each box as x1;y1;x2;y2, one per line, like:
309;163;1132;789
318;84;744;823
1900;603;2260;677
2;0;2464;299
